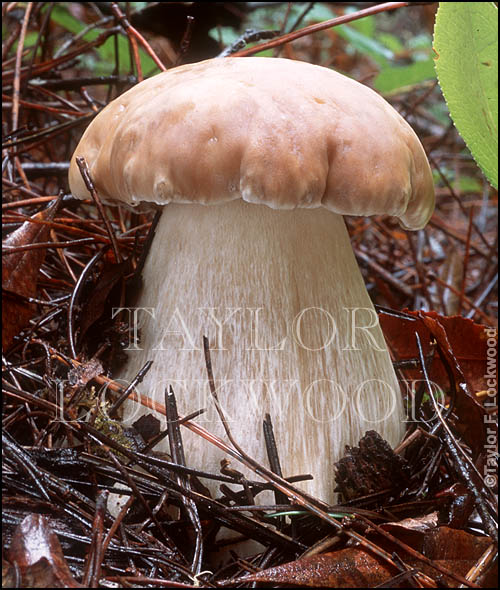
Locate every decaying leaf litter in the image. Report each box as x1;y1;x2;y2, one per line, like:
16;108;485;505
2;2;497;588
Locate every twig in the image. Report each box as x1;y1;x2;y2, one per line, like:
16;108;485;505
415;333;498;543
427;271;496;325
460;543;498;588
108;360;154;417
110;2;167;73
68;248;107;358
2;27;120;84
165;387;203;574
104;446;179;556
11;2;32;131
287;2;315;33
2;237;105;254
201;337;441;587
428;153;494;253
466;273;498;320
456;205;473;316
355;247;414;298
75;156;122;263
83;489;108;588
263;413;289;513
232;2;409;57
218;29;280;58
175;15;195;65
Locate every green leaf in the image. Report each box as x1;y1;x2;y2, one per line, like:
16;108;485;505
51;3;158;76
374;58;436;93
208;25;240;47
455;176;482;193
336;25;394;66
304;4;337;24
95;35;158;76
51;3;87;35
433;2;498;188
376;32;404;54
349;13;375;38
408;33;433;51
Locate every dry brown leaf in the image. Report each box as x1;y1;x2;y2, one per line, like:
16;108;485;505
380;310;490;456
241;548;399;588
384;511;439;532
380;310;492;393
241;526;495;588
5;514;82;588
77;256;130;343
2;201;58;348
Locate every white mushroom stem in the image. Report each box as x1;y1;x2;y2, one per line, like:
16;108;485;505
117;199;404;504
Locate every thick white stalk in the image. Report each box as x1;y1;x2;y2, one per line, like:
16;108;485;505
117;199;404;503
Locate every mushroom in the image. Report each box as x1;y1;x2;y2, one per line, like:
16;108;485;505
69;57;434;504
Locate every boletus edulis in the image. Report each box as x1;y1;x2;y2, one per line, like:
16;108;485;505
69;57;435;504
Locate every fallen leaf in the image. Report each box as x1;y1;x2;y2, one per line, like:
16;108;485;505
240;548;399;588
77;255;130;343
6;514;82;588
2;288;34;351
418;312;488;457
240;526;496;588
383;511;439;533
2;201;59;348
380;310;492;393
132;413;162;443
380;310;490;457
435;483;476;530
421;525;491;561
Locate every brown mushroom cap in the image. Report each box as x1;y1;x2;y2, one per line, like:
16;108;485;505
69;57;434;230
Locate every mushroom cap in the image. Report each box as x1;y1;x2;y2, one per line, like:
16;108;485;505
69;57;434;230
